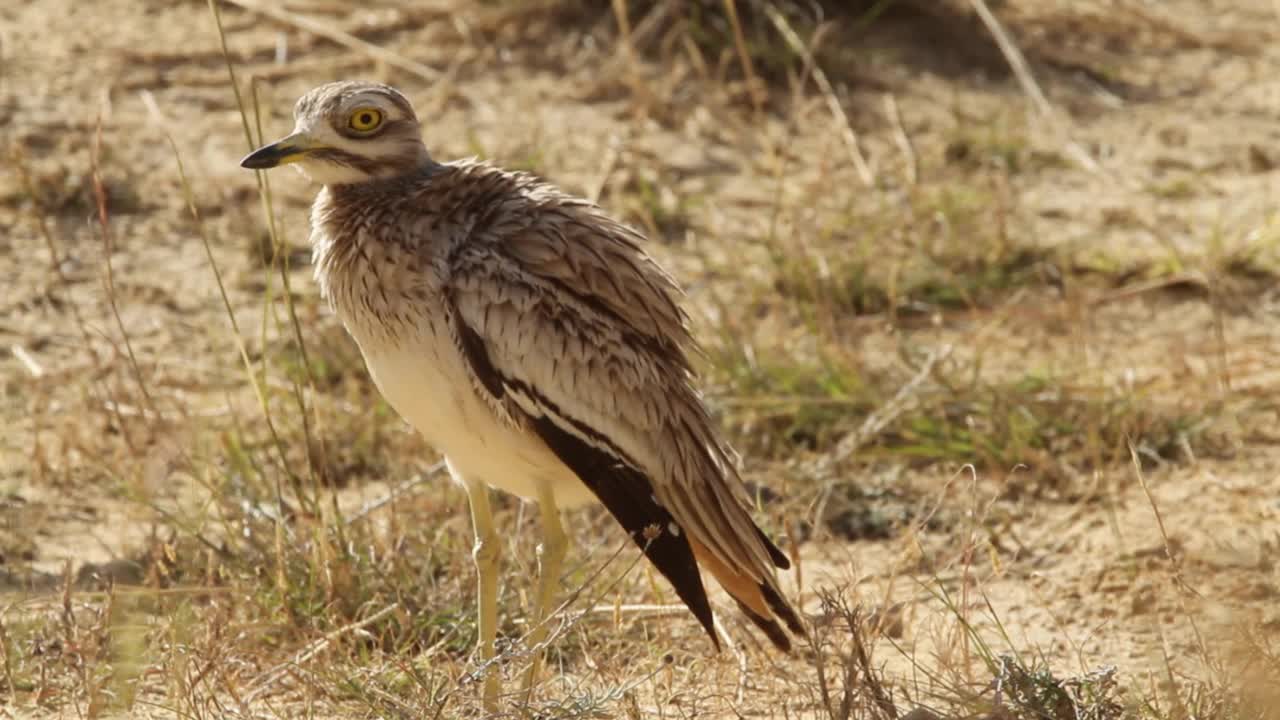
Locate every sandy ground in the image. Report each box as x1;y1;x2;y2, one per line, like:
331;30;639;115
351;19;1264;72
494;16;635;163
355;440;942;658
2;0;1279;716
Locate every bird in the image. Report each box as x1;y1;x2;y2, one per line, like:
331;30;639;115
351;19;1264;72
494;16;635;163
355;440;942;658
240;81;804;709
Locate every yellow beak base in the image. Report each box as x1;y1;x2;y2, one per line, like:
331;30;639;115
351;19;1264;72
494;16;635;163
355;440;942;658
240;133;316;169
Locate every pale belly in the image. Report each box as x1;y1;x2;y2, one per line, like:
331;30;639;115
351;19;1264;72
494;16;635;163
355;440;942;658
356;334;598;509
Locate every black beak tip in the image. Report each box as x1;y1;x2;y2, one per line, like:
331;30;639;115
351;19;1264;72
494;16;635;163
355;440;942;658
240;150;276;170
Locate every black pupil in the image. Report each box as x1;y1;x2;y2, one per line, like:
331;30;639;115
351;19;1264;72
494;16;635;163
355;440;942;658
359;113;373;125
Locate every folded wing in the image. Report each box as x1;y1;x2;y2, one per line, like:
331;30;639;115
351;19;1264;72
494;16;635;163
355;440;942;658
443;180;801;648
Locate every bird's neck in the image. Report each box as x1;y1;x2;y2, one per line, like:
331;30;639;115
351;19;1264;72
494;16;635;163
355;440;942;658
325;155;444;194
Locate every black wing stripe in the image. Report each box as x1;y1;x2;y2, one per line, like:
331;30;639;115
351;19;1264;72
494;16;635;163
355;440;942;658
451;306;718;648
760;582;804;636
732;598;791;652
529;413;719;649
454;308;506;399
756;527;792;570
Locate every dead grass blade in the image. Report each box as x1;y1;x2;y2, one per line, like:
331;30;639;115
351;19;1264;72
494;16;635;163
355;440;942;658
761;1;875;188
7;146;126;455
830;344;952;465
965;0;1104;177
222;0;442;83
883;92;917;185
244;602;401;704
90;113;159;424
723;0;767;113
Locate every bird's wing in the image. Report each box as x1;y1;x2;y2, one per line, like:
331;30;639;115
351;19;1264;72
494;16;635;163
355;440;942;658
443;196;787;642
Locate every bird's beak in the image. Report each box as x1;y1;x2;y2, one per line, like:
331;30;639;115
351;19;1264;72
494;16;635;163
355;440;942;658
240;132;320;169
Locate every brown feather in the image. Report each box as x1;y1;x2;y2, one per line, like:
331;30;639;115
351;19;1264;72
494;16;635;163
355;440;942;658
296;81;801;650
689;537;802;651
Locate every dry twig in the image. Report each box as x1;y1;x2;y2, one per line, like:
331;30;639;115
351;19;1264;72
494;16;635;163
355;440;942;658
10;344;44;378
965;0;1102;176
883;92;917;185
724;0;766;113
244;603;401;704
831;344;953;465
223;0;441;82
762;2;875;187
345;461;447;526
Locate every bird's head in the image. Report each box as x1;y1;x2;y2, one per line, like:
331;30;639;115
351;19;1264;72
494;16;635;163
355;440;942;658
240;81;431;185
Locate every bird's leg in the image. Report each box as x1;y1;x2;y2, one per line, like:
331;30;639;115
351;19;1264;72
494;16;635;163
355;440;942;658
465;478;501;712
521;482;567;695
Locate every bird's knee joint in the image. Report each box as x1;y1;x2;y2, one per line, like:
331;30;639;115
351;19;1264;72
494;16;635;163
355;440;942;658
538;532;568;561
473;534;500;565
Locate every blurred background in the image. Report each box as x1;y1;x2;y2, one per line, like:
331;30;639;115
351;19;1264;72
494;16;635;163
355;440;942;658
2;0;1278;717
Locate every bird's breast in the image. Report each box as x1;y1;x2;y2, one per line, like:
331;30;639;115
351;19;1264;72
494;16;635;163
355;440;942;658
310;211;596;508
355;331;596;508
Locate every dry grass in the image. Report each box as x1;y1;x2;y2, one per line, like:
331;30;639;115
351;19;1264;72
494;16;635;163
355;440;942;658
3;0;1280;718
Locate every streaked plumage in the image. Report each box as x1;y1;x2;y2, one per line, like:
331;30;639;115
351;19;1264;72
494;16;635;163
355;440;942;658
242;81;803;700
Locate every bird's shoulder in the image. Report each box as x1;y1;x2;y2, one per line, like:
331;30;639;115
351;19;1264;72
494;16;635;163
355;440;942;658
434;159;694;356
310;159;541;290
434;163;781;582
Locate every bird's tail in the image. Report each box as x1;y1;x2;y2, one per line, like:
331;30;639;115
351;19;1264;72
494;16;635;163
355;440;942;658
689;537;805;652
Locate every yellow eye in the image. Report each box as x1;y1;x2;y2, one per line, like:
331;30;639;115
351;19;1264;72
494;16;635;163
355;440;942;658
348;107;383;132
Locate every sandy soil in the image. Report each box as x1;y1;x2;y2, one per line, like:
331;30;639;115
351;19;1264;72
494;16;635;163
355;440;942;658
2;0;1279;716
